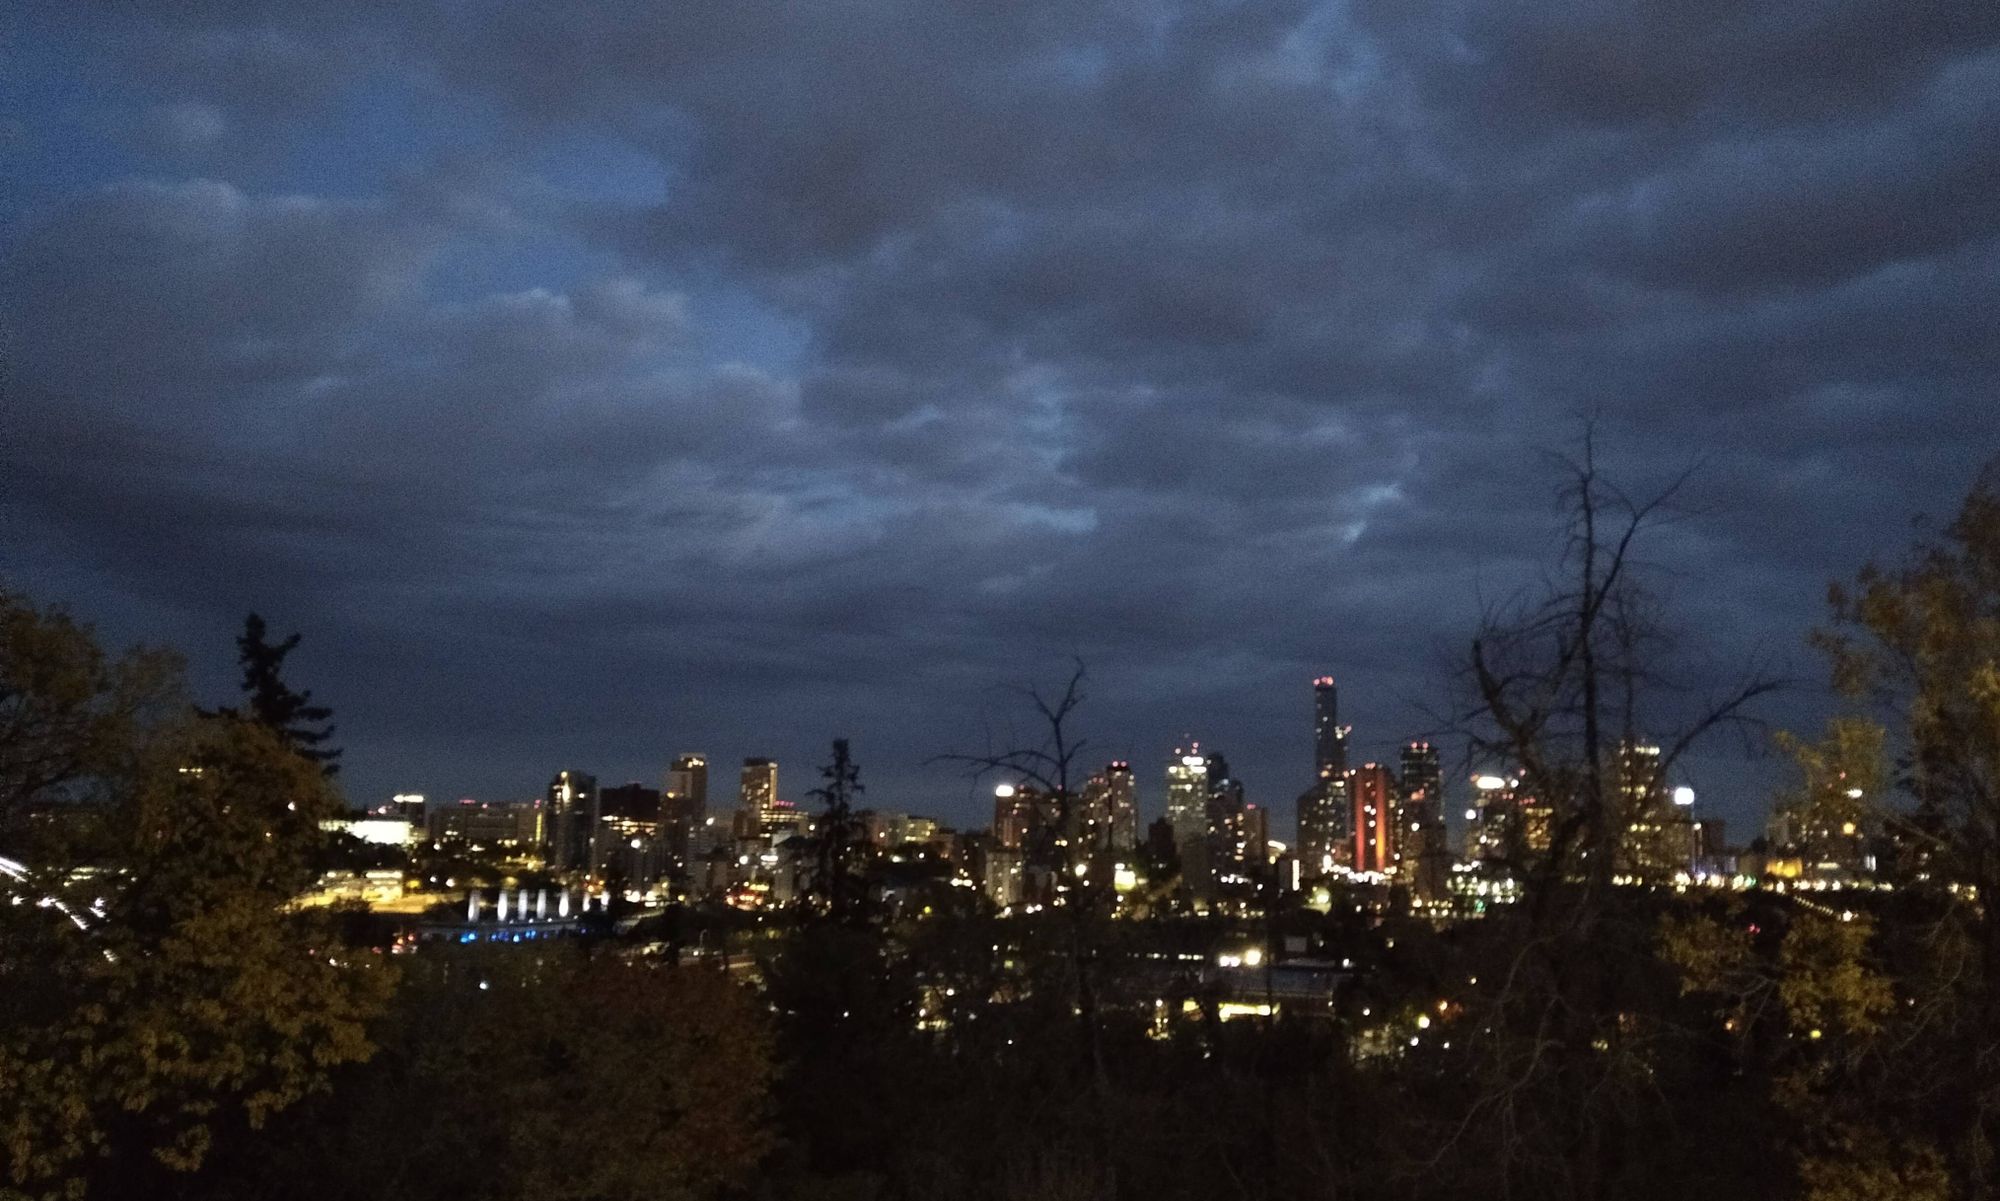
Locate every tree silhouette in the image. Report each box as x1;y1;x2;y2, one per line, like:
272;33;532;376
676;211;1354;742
0;592;390;1198
222;614;340;776
807;738;868;925
1443;431;1781;1201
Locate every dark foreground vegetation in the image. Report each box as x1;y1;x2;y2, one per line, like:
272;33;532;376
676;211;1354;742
4;455;1998;1201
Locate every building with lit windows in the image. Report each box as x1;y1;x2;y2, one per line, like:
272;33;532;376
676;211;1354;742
665;755;708;808
982;845;1024;908
1467;773;1518;862
660;754;707;887
993;783;1037;852
1314;676;1349;779
1614;739;1682;881
1297;677;1352;882
1166;743;1211;894
1349;763;1396;874
430;798;545;851
759;799;811;845
594;782;664;886
737;758;777;839
1398;741;1450;900
1105;761;1138;850
368;793;426;823
1165;743;1210;846
1202;752;1261;903
546;770;599;873
1077;761;1140;853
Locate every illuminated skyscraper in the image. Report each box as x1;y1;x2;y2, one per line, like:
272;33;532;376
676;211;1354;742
1614;739;1678;880
546;769;600;874
1467;773;1517;862
1075;761;1139;854
1166;743;1212;897
1204;752;1254;900
660;754;707;886
1313;676;1349;779
1398;741;1449;899
665;755;708;810
1298;677;1352;881
738;758;777;840
1399;742;1442;814
1165;743;1210;849
1349;763;1396;874
993;782;1036;851
1105;761;1138;851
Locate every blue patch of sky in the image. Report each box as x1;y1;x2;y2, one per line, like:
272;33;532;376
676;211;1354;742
1;28;151;223
5;23;813;382
241;67;502;201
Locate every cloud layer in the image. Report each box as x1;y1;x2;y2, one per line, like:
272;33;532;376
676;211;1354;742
7;1;1996;830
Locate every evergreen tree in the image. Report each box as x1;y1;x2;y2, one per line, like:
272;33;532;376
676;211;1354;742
0;592;391;1198
222;613;340;776
808;738;867;924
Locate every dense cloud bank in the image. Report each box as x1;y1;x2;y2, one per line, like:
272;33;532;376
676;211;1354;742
7;1;1996;826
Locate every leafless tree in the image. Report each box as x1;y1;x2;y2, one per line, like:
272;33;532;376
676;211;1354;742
1435;431;1784;1201
932;659;1116;1135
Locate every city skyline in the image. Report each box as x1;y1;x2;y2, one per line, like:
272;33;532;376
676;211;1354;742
371;672;1723;865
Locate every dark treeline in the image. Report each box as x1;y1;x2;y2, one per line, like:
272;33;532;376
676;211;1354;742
3;454;1997;1201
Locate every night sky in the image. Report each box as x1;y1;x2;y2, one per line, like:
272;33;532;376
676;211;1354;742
6;3;1996;834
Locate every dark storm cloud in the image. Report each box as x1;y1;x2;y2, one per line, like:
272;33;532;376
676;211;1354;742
5;0;1996;826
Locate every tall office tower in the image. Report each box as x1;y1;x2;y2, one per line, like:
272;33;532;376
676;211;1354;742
1399;742;1442;813
546;770;600;874
665;755;709;810
1349;763;1396;874
1468;773;1533;861
1614;739;1676;880
737;758;777;839
1165;743;1210;849
1076;772;1113;852
1166;744;1212;897
1296;776;1348;879
1201;753;1252;898
660;754;707;885
1398;741;1449;899
992;782;1043;853
1298;677;1353;881
1105;761;1138;851
1313;676;1349;780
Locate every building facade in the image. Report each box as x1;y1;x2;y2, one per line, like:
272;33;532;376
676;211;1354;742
1298;677;1352;881
546;770;599;874
1397;741;1450;900
1349;763;1397;874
